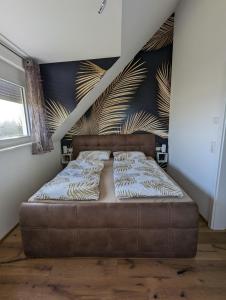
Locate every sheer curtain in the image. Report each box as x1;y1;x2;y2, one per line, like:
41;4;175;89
23;59;53;154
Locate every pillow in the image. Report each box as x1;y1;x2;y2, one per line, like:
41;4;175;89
77;150;111;161
113;151;147;161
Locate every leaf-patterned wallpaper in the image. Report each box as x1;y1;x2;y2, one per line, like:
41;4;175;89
40;16;174;148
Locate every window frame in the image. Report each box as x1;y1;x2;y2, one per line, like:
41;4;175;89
0;77;31;150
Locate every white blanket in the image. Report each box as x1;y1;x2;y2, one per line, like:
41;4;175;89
29;160;104;201
113;159;183;199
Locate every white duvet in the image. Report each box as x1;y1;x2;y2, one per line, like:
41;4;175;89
113;159;183;199
29;160;104;201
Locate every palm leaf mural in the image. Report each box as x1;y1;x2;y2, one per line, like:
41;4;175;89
73;59;147;135
143;16;174;51
119;111;168;138
72;115;99;136
46;55;172;139
46;99;70;134
156;63;171;124
75;61;106;102
71;105;100;136
97;59;147;134
45;99;78;139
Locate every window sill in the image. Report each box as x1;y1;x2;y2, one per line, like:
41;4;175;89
0;136;32;152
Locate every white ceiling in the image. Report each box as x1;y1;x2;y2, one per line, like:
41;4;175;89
0;0;122;63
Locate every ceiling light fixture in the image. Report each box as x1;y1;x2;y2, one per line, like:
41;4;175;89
98;0;107;14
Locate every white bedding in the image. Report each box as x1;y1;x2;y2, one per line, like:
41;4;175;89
113;159;184;199
29;159;192;204
29;160;104;201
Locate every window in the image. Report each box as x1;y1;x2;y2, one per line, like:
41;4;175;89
0;78;30;146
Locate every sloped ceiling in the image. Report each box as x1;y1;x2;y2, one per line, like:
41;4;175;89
0;0;122;63
52;0;180;141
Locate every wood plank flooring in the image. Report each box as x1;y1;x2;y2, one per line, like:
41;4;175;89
0;218;226;300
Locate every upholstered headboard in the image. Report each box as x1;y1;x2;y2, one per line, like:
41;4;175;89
72;134;155;159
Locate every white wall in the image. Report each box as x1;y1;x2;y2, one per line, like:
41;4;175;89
168;0;226;226
0;142;61;239
0;50;61;239
212;116;226;229
53;0;180;140
0;143;60;239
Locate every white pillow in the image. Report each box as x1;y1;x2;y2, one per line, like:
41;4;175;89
77;150;111;161
113;151;147;161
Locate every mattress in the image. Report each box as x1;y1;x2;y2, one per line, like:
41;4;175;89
28;159;193;204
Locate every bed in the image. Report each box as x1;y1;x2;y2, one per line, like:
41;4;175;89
20;134;199;258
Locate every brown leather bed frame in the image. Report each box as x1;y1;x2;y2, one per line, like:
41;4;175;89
20;134;199;258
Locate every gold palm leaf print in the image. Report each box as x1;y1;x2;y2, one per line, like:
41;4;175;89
142;180;178;196
35;193;50;200
67;183;98;200
141;171;164;181
143;16;174;51
119;111;168;138
73;96;102;135
73;59;147;135
119;189;143;198
46;177;70;186
114;165;132;172
68;116;86;136
96;59;147;135
46;100;78;140
45;99;78;139
136;166;156;173
72;114;99;136
156;63;171;124
75;61;106;102
45;99;70;134
115;176;136;187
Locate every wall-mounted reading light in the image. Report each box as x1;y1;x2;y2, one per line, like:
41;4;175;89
98;0;107;14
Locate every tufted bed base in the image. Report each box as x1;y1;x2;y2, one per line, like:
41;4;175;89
20;134;199;258
20;201;198;258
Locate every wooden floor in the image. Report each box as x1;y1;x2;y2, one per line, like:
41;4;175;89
0;219;226;300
